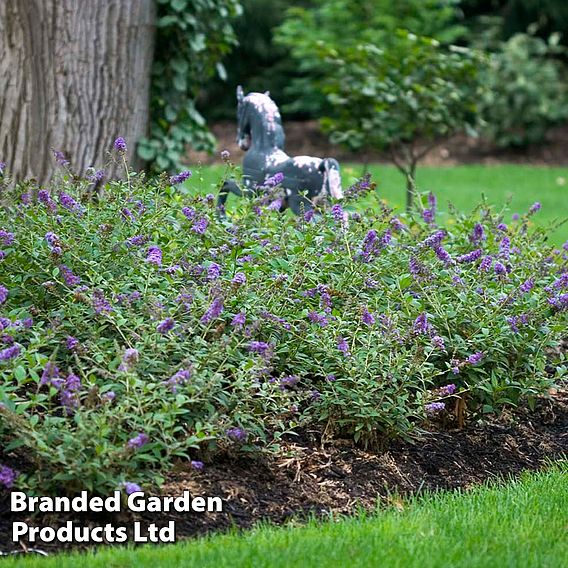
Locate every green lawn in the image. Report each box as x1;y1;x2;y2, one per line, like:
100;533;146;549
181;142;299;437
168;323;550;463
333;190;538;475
7;464;567;567
190;163;568;245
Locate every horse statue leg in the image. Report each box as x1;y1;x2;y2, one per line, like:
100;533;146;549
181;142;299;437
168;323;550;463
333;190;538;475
217;179;246;218
288;191;313;216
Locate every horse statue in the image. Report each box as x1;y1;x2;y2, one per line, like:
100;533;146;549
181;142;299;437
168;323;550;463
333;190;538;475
217;86;343;216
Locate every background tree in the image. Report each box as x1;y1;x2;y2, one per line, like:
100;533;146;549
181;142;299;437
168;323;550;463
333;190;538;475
317;31;484;211
275;0;467;117
0;0;156;184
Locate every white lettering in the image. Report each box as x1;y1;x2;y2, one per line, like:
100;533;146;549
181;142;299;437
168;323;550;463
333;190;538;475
10;492;28;512
12;521;28;541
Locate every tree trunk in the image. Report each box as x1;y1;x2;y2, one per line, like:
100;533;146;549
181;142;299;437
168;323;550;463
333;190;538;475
405;166;417;213
0;0;156;184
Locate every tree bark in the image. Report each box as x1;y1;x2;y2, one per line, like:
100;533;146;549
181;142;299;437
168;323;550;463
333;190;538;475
0;0;156;184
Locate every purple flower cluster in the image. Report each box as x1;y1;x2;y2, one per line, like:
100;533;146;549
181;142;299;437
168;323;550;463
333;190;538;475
182;206;196;220
439;384;456;396
119;348;139;372
467;351;484;365
280;375;299;390
39;191;57;214
422;192;437;224
0;230;14;246
0;344;20;361
146;246;162;266
0;464;16;488
331;203;344;222
479;255;493;272
0;285;7;305
264;172;284;187
226;427;247;443
127;433;149;450
207;263;221;280
361;307;375;326
192;218;209;235
40;362;60;387
413;313;433;335
457;249;482;264
157;317;175;334
164;369;191;393
169;171;192;185
308;311;329;327
123;482;142;495
494;261;507;277
359;229;391;262
432;335;446;351
93;289;112;315
59;373;81;411
528;202;541;216
337;336;351;357
201;297;224;323
231;272;246;285
59;264;81;287
518;279;534;295
126;235;149;247
114;137;127;153
470;223;486;244
231;311;246;328
52;150;70;167
425;402;445;415
66;336;79;351
59;192;83;216
409;256;431;281
507;314;529;332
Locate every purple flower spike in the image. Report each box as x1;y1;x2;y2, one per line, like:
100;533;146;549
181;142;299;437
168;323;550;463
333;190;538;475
0;285;8;305
467;351;484;365
337;336;351;357
201;297;224;323
425;402;445;416
169;171;192;185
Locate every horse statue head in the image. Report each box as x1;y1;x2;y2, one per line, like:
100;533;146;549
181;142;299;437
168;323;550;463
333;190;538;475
218;86;343;216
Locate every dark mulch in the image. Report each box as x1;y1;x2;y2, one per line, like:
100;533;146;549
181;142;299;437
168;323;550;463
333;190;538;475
187;120;568;167
1;387;567;558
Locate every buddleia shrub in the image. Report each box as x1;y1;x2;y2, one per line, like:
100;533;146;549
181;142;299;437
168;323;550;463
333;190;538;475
0;159;566;494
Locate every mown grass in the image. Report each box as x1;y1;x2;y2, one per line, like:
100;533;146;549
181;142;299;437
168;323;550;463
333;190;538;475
7;463;568;567
190;163;568;245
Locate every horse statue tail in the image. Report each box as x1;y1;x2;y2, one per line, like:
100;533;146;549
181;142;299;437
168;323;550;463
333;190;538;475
319;158;343;200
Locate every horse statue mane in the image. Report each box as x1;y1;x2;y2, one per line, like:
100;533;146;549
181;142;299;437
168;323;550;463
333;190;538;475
217;86;343;216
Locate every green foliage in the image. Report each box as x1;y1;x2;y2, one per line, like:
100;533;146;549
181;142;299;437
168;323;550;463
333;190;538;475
201;0;302;121
275;0;467;116
477;31;568;147
139;0;242;172
0;163;566;495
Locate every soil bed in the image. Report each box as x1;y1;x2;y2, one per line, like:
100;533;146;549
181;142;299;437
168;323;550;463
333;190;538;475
1;387;567;558
187;121;568;167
